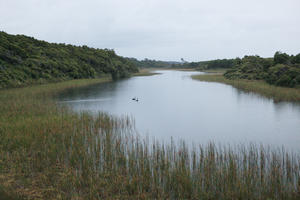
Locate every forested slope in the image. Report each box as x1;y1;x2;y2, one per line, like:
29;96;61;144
0;31;138;88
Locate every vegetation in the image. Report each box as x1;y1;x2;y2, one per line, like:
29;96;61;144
1;30;300;199
192;73;300;102
0;31;138;88
128;58;177;68
1;78;300;199
224;52;300;88
133;68;161;76
172;58;238;70
190;52;300;101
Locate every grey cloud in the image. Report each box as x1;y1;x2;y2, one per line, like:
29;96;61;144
1;0;299;61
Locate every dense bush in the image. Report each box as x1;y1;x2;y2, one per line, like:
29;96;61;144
224;52;300;88
274;51;290;64
0;31;138;88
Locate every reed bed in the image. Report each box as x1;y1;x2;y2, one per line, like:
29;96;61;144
192;74;300;102
0;78;300;199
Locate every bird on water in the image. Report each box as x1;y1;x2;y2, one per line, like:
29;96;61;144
132;97;139;102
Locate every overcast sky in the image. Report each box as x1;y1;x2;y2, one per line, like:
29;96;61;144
1;0;299;61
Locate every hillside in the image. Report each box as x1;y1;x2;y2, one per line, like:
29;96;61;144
0;31;138;88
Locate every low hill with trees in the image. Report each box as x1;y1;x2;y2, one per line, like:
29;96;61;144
127;58;178;68
0;31;138;88
224;52;300;88
171;58;239;70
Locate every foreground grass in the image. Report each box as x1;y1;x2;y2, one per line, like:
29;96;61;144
192;73;300;102
0;78;300;199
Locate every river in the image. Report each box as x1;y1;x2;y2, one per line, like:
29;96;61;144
58;70;300;151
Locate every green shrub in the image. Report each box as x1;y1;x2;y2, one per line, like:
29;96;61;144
224;52;300;88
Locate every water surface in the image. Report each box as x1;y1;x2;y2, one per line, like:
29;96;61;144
58;70;300;151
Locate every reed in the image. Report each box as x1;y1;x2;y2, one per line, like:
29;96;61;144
192;74;300;102
0;78;299;199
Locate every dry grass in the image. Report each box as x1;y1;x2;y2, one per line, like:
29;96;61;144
167;68;196;71
192;73;300;102
133;68;161;76
0;77;300;199
199;68;229;73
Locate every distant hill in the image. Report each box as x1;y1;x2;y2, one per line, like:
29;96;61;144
127;58;180;68
171;58;239;70
0;31;138;88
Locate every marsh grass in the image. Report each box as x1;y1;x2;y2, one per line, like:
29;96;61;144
0;78;300;199
199;68;229;73
133;68;161;76
192;73;300;102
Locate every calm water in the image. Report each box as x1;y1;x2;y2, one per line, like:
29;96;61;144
58;70;300;151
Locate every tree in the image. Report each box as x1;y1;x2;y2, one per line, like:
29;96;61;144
274;51;290;64
291;53;300;64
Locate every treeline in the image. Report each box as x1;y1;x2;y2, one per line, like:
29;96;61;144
0;31;138;88
176;51;300;88
224;52;300;88
129;57;238;70
127;58;178;68
171;58;238;70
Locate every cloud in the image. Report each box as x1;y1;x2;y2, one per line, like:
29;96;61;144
1;0;299;61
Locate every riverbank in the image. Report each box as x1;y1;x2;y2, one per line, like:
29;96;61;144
192;73;300;102
1;77;300;199
133;68;161;76
167;68;196;71
199;68;228;73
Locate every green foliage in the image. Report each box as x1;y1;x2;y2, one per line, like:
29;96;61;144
274;51;290;64
0;31;138;88
291;53;300;64
128;58;176;68
172;58;238;70
224;52;300;88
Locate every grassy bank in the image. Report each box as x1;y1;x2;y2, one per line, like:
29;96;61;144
1;78;300;199
192;73;300;102
199;68;229;73
133;68;161;76
167;68;196;71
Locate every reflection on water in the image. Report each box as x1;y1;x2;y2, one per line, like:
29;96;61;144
58;70;300;151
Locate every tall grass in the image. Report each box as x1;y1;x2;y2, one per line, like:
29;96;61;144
192;73;300;102
0;78;299;199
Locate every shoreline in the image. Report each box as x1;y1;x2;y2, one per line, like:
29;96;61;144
192;73;300;102
133;68;161;76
